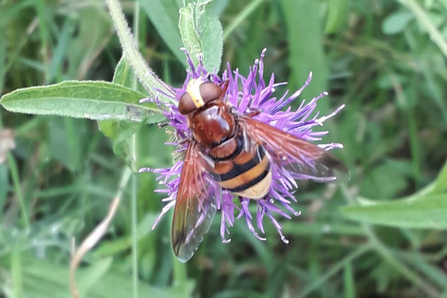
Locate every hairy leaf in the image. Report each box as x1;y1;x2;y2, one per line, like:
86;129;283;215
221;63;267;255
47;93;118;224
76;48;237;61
196;0;223;71
0;81;163;122
341;194;447;229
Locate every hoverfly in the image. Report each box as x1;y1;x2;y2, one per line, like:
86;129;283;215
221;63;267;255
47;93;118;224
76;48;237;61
172;77;348;262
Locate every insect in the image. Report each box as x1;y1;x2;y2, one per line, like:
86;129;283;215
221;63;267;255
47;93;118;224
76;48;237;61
172;77;349;262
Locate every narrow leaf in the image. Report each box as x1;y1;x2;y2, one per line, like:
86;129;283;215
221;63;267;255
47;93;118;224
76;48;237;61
8;254;194;298
48;117;87;172
280;0;329;113
325;0;349;34
382;10;414;35
99;56;151;164
76;258;114;294
344;262;355;298
0;81;163;122
11;244;24;298
223;0;265;41
137;0;186;65
433;162;447;193
196;0;223;71
0;164;8;217
341;194;447;229
397;0;447;58
179;4;202;68
112;55;138;88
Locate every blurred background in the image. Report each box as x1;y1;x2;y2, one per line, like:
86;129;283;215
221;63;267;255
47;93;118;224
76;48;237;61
1;0;447;297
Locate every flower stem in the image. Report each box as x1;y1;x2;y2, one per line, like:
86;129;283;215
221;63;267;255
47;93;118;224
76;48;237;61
131;167;139;298
397;0;447;58
7;153;29;230
131;4;140;298
294;245;370;298
223;0;265;41
340;185;441;297
0;102;27;228
105;0;176;103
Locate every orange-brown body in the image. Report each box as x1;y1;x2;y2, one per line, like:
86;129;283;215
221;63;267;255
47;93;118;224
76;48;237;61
180;80;272;199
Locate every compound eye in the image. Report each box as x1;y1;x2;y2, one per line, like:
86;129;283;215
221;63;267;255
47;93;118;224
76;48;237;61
178;92;197;115
200;82;223;104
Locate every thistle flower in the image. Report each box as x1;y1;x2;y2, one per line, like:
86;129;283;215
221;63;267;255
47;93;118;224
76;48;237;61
140;49;345;245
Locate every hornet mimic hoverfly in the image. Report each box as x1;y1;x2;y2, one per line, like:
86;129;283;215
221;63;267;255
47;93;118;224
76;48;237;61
172;77;348;262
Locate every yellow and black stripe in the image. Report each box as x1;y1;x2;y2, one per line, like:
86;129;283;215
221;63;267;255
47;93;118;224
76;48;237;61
209;136;271;196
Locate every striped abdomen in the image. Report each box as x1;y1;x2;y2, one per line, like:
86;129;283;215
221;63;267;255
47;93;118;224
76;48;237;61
208;135;272;200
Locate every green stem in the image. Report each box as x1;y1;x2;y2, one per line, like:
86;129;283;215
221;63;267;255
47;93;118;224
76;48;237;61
105;0;175;103
116;167;133;203
296;245;370;298
173;255;187;288
365;226;440;297
131;170;138;298
7;153;29;230
340;185;441;297
397;0;447;58
70;166;131;298
223;0;265;41
389;72;421;188
34;0;50;83
407;107;421;187
131;4;140;298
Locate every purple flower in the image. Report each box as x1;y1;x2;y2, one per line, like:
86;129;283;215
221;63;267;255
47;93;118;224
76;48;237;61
140;49;345;244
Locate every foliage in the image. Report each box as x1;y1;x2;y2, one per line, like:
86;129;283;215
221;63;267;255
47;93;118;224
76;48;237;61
0;0;446;297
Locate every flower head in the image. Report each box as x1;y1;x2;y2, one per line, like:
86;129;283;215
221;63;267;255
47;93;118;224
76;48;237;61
140;49;345;244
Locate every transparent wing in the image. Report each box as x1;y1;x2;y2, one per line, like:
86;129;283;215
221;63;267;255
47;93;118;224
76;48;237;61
171;142;217;263
239;116;349;183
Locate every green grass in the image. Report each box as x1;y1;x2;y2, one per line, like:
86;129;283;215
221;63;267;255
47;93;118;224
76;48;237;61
1;0;447;298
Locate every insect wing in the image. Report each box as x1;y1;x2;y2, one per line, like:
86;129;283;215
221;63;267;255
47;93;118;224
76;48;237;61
239;116;349;183
171;143;217;263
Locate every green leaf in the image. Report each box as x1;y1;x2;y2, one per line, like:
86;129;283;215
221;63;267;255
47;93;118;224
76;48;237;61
223;0;265;41
196;0;223;71
76;257;113;293
11;244;24;298
340;194;447;229
433;162;447;193
99;120;142;166
138;0;186;65
98;56;160;165
397;0;447;58
65;6;113;80
396;161;447;200
359;159;411;200
106;0;176;101
112;55;138;89
325;0;349;34
344;262;355;298
0;81;163;122
382;10;414;35
280;0;329;114
400;252;447;288
179;4;202;68
48;117;88;172
0;164;7;217
3;254;194;298
179;1;224;71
